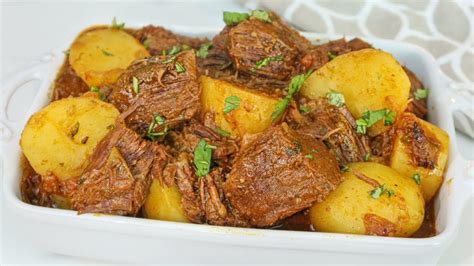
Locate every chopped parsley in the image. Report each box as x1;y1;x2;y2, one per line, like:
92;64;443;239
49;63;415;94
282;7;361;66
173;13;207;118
252;55;283;72
299;104;311;113
363;152;371;161
327;52;337;60
143;38;149;49
369;184;395;199
101;49;113;56
161;44;191;56
414;88;429;100
196;43;212;58
161;55;176;64
223;95;241;114
223;11;249;26
90;86;106;101
213;127;231;137
305;154;314;160
271;71;313;121
146;113;168;141
132;76;139;94
175;61;186;73
250;9;272;23
168;46;182;55
326;90;345;107
356;108;396;134
193;139;216;177
412;173;421;185
110;17;125;30
70;122;80;138
340;165;349;173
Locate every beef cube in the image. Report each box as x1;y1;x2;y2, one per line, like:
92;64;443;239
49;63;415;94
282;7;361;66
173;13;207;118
223;123;342;227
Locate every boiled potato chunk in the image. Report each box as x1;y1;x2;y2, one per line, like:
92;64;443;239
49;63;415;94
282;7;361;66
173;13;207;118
200;76;279;137
390;113;449;203
143;179;189;223
20;93;119;180
310;162;424;237
301;49;410;136
69;27;149;87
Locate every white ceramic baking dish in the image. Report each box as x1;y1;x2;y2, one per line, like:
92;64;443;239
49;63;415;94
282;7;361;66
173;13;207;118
1;26;473;264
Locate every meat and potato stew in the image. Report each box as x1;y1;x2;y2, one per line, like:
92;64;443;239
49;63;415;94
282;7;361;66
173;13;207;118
20;10;448;238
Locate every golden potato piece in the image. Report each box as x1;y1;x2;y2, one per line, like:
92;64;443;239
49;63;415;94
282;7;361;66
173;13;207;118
301;49;410;136
143;179;189;223
200;76;279;137
69;27;149;87
390;113;449;202
20;93;120;180
310;162;425;237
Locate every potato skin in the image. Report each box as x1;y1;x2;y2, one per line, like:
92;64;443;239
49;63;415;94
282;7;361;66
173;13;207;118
143;179;189;223
390;113;449;203
20;93;119;180
200;76;279;137
69;27;149;87
310;162;425;237
301;49;410;136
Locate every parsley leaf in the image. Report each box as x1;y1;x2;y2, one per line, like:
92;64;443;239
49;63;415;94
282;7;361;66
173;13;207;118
146;113;168;141
223;95;241;114
168;45;182;55
305;154;314;160
299;104;311;113
110;17;125;30
369;184;395;199
143;38;149;49
213;127;231;137
175;61;186;73
101;49;113;56
252;55;282;72
132;77;139;94
327;52;337;60
250;9;271;23
340;165;349;173
223;11;249;26
414;88;429;100
193;139;216;177
363;152;371;161
355;108;396;134
90;86;106;101
412;173;421;185
326;90;345;107
271;71;313;121
196;43;212;59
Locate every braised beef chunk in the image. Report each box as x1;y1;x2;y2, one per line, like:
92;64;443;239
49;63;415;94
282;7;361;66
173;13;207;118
399;117;439;169
223;123;342;227
404;67;428;118
52;59;90;101
108;50;200;136
288;98;370;166
71;123;165;215
133;25;208;56
370;126;395;162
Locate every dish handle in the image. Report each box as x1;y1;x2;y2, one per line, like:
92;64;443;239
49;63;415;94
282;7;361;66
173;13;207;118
0;60;53;145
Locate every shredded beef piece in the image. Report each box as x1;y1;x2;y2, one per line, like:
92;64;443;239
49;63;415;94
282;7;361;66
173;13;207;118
132;25;208;55
52;59;90;101
288;98;370;166
71;120;167;215
370;126;396;163
223;123;342;227
108;50;200;136
404;67;428;118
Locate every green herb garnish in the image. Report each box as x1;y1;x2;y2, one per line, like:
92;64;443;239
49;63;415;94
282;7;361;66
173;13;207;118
252;55;282;72
356;108;396;134
328;52;337;60
305;154;314;160
412;173;421;185
326;90;345;107
223;95;241;114
414;88;429;100
271;71;313;121
363;152;371;161
250;9;271;23
369;184;395;199
175;61;186;73
143;39;149;49
214;127;231;137
101;49;114;56
168;46;182;55
340;165;349;173
90;86;106;101
193;139;216;177
223;11;249;26
196;43;212;59
110;17;125;30
132;76;139;94
299;104;311;113
146;113;168;141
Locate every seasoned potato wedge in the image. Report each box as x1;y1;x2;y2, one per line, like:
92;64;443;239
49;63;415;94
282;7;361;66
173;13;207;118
200;76;279;137
20;93;119;180
69;27;149;87
301;49;410;136
143;179;189;223
310;162;424;237
390;113;449;202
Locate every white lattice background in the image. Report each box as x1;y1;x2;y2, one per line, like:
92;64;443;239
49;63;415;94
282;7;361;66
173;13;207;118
241;0;473;83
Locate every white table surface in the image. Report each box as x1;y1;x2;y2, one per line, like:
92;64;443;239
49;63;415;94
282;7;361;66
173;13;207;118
1;1;473;265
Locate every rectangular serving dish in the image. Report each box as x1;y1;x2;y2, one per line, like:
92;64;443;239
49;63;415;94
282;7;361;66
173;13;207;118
1;26;473;264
